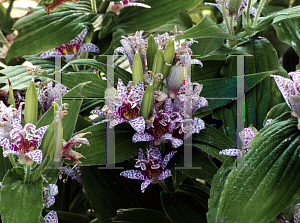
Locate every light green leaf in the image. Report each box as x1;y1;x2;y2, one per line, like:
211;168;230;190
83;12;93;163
0;167;43;223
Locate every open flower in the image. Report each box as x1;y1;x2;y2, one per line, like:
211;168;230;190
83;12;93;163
120;143;176;192
115;31;148;74
0;123;48;165
44;210;58;223
133;80;207;148
37;80;69;113
219;120;274;157
60;132;91;165
91;79;146;134
40;28;100;61
109;0;150;12
43;184;58;208
271;71;300;129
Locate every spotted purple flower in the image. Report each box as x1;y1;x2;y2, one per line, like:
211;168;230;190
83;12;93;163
271;70;300;130
40;28;100;61
60;132;91;165
44;210;58;223
133;93;207;148
36;80;69;113
91;79;146;134
120;143;176;193
109;0;150;12
115;31;148;74
0;123;48;165
43;184;58;208
59;166;83;184
220;119;274;157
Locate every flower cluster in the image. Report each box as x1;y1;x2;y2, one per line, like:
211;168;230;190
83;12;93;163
120;142;176;192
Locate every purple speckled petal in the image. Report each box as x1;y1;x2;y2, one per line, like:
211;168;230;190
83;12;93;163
129;81;144;103
219;149;244;157
0;137;19;153
294;203;300;223
44;210;58;223
157;169;172;181
40;51;62;60
193;117;205;134
264;119;274;126
30;125;48;149
271;75;295;109
120;169;147;180
170;137;183;149
163;98;174;114
161;151;177;170
64;54;76;61
141;178;156;193
110;117;126;128
126;3;151;8
129;117;145;134
72;28;88;45
117;79;128;99
132;133;155;143
77;43;100;54
26;149;43;164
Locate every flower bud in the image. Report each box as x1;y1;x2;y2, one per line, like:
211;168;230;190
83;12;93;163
140;82;154;120
25;78;38;124
167;65;185;99
39;121;63;161
7;78;15;108
228;0;243;16
146;34;157;71
152;49;165;89
132;52;144;86
162;40;175;79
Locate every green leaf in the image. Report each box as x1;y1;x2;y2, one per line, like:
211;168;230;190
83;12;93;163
212;39;289;142
99;208;172;223
245;6;300;32
167;145;218;181
175;15;237;41
81;165;164;221
211;113;300;223
36;82;87;142
6;0;100;60
161;185;208;223
0;29;10;49
74;122;148;165
263;102;291;126
192;124;236;163
0;148;12;181
0;65;48;90
0;167;43;223
114;0;202;33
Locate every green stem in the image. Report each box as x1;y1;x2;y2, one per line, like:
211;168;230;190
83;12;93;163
230;16;234;35
158;181;171;193
221;1;232;35
9;154;17;167
245;0;251;27
25;165;31;184
174;173;187;190
99;0;110;13
2;0;14;32
91;0;97;13
72;64;79;71
253;0;267;26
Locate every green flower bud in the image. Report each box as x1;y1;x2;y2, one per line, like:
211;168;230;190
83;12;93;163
152;49;165;89
25;78;38;125
228;0;243;16
39;121;57;161
7;78;15;108
167;65;185;99
162;40;175;79
132;52;144;86
140;82;154;120
146;34;157;71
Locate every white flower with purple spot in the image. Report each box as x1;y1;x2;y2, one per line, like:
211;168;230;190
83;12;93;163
0;123;48;166
120;143;177;193
43;184;58;208
109;0;151;12
59;166;83;184
40;28;100;61
271;70;300;130
44;210;58;223
91;79;145;134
